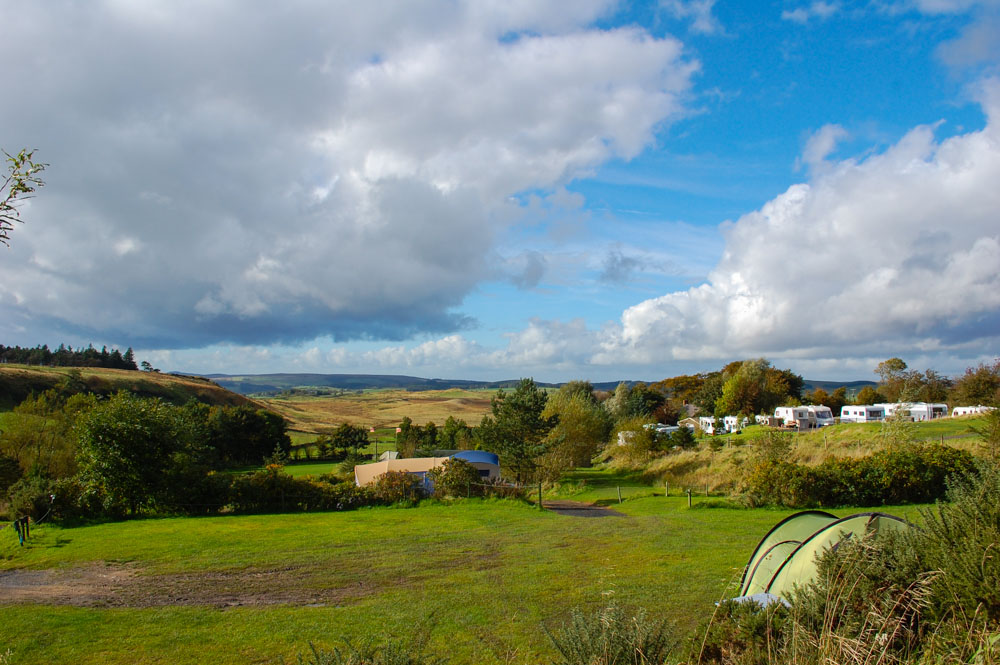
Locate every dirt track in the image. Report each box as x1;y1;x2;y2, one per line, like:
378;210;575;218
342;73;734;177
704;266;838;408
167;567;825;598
0;562;379;608
543;500;625;518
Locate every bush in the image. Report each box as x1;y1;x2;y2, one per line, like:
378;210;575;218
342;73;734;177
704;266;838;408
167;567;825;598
737;443;976;508
546;602;676;665
703;463;1000;665
371;471;425;505
426;458;480;499
6;472;86;521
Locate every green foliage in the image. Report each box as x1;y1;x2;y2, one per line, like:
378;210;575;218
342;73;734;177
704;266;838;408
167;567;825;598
76;392;197;517
426;457;480;498
228;466;373;513
0;451;21;494
206;404;291;466
0;148;46;247
738;442;976;508
371;471;425;505
694;598;791;665
477;378;555;483
712;465;1000;665
540;389;612;479
950;359;1000;406
339;451;367;474
295;630;442;665
331;423;369;451
546;602;676;665
667;427;697;451
715;359;797;418
971;408;1000;461
439;416;474;449
853;384;885;405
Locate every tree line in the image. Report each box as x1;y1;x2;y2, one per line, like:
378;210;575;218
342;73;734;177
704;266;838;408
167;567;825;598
0;389;290;519
0;343;138;370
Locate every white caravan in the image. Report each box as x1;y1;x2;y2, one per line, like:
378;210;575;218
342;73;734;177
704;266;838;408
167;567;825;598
952;405;996;417
875;402;948;421
807;405;835;427
840;405;886;423
774;406;815;430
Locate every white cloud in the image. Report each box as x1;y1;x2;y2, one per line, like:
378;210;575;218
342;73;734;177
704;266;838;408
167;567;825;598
603;77;1000;365
281;77;1000;380
800;124;850;172
0;2;697;349
782;2;841;24
661;0;723;34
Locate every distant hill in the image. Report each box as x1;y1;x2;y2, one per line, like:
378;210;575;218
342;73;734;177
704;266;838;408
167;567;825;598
801;379;878;397
201;372;874;397
203;373;564;395
0;364;258;410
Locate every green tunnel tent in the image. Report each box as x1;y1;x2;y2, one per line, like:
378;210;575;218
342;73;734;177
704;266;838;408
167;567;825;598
739;511;913;603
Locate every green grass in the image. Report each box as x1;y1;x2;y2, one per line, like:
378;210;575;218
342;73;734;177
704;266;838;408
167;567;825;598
0;491;931;665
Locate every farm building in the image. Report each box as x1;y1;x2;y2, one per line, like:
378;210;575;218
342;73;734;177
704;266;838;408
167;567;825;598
353;450;500;488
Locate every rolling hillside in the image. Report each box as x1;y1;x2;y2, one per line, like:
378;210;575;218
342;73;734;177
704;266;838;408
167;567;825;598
0;364;258;410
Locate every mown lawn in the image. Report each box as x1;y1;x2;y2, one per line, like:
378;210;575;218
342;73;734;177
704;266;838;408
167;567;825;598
0;495;929;665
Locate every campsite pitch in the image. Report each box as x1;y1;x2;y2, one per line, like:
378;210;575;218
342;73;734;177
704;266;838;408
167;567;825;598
0;497;929;665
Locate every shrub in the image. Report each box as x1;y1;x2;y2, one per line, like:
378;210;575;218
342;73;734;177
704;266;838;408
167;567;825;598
426;458;480;499
546;602;676;665
6;472;85;521
371;471;425;505
339;451;367;475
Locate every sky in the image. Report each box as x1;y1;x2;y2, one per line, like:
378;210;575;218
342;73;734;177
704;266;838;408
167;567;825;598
2;0;999;383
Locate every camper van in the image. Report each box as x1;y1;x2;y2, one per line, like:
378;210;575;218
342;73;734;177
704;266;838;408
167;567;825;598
840;405;885;423
807;405;835;427
698;416;717;435
774;406;815;429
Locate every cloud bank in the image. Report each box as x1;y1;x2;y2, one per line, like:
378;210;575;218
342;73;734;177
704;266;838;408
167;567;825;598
0;1;696;348
277;79;1000;378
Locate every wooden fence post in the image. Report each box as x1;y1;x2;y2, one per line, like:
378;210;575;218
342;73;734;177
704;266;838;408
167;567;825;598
617;486;622;504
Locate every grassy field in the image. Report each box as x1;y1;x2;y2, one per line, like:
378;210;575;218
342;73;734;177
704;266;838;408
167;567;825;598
0;490;931;665
262;388;495;433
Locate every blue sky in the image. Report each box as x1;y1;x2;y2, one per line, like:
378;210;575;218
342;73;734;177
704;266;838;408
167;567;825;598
2;1;999;382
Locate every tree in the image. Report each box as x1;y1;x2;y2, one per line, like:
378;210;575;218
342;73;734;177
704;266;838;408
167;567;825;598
76;393;192;517
624;382;666;419
950;360;1000;406
477;378;556;483
1;149;46;247
875;358;910;402
331;423;369;452
854;385;885;405
538;388;612;477
440;416;474;449
715;359;794;417
205;405;291;466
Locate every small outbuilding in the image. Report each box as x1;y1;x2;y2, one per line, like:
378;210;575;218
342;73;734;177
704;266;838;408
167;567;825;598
354;450;500;488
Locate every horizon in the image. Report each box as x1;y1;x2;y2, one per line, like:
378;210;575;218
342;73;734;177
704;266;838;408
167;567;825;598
2;2;998;383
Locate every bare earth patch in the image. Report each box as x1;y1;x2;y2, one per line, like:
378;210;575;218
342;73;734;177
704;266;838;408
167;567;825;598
543;500;625;518
0;562;379;608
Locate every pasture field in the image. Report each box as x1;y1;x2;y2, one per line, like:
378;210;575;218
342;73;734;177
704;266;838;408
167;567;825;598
0;494;929;665
261;388;494;433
